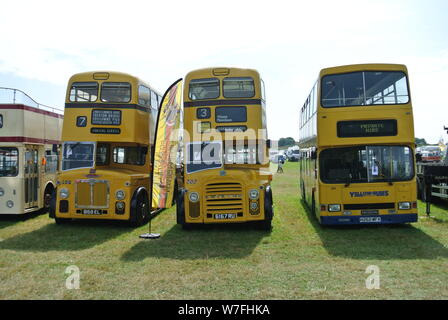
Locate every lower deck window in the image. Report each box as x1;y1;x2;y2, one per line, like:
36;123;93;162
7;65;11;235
113;146;146;165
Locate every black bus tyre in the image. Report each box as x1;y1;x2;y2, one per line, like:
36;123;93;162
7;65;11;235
43;184;54;211
49;189;57;218
257;187;273;231
311;192;316;216
176;190;193;230
130;190;149;227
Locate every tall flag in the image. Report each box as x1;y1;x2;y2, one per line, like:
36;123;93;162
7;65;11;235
151;79;183;208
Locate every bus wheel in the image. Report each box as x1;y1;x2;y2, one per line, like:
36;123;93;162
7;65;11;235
49;190;57;218
171;180;178;206
311;192;316;216
301;181;306;200
43;185;54;211
130;190;149;227
176;190;192;230
257;187;273;231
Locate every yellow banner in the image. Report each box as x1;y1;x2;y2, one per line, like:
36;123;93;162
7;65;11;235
152;79;183;209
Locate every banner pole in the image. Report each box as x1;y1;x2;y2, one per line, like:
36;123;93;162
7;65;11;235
140;78;183;240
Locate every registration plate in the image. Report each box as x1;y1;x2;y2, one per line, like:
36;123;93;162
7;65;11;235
360;217;381;223
81;209;104;215
214;214;237;220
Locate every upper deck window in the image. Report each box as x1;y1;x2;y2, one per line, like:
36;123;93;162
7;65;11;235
0;147;18;177
101;82;131;103
138;85;151;108
70;82;98;102
321;71;409;108
189;78;220;100
223;77;255;98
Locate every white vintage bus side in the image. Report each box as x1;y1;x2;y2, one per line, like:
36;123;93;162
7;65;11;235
0;87;63;214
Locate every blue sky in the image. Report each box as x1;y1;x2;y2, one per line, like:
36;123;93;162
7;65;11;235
1;0;447;143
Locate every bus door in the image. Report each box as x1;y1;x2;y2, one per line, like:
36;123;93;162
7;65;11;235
24;146;39;209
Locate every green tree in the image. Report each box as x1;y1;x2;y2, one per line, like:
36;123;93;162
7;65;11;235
415;137;428;146
278;137;296;147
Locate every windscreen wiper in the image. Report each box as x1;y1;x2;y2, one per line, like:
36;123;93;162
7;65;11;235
345;173;352;187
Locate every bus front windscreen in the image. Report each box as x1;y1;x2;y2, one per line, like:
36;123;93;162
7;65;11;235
321;71;409;107
0;147;18;177
62;142;95;171
320;145;414;184
186;141;222;174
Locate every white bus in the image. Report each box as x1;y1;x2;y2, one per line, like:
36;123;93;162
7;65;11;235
0;87;63;214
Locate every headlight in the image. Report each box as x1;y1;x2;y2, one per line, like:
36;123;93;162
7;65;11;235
249;189;259;200
6;200;14;208
250;202;259;211
399;202;411;210
188;192;199;203
59;188;69;199
328;204;341;212
116;201;125;210
0;188;4;196
115;190;126;200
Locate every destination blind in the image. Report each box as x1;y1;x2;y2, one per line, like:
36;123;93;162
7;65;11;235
337;120;397;137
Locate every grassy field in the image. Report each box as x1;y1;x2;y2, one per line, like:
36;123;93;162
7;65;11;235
1;161;448;299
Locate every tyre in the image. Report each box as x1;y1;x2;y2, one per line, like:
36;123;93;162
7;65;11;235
257;186;273;231
49;189;57;218
130;190;149;227
43;184;54;211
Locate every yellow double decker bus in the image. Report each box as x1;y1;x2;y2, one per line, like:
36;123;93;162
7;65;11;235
50;71;161;226
177;67;273;229
0;87;63;215
299;64;418;225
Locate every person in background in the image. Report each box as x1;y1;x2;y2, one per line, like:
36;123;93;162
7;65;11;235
277;155;285;173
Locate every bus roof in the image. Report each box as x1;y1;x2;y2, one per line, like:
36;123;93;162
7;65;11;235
185;67;260;80
320;63;408;77
67;71;160;96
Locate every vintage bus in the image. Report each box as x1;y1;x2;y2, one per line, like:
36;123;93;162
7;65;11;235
0;87;63;215
50;71;161;226
177;67;273;229
299;64;418;225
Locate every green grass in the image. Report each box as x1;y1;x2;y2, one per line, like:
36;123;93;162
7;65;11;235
1;161;448;299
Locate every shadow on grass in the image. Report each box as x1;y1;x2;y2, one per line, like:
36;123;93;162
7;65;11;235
300;199;448;260
121;223;270;261
0;219;132;252
0;209;46;230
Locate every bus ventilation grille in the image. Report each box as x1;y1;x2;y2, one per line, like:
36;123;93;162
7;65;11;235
205;182;244;215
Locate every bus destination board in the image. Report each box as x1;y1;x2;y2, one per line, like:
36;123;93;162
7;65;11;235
337;120;397;137
92;109;121;125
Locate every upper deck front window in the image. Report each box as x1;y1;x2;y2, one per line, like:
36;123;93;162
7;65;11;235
69;82;98;102
189;78;220;100
223;77;255;98
0;147;18;177
101;82;131;103
321;71;409;108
